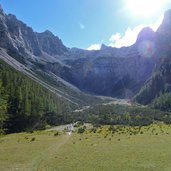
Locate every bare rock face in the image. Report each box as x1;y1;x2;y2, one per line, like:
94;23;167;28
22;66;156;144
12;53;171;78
157;9;171;34
68;56;154;98
0;9;67;60
7;14;42;56
1;5;171;98
156;9;171;57
136;27;155;43
51;27;157;98
50;28;156;98
0;5;4;15
36;30;67;56
0;12;40;56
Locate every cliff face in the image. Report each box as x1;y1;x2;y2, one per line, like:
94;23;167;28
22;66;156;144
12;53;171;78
1;6;171;98
36;30;68;56
47;27;156;98
155;9;171;58
46;42;155;98
0;7;67;62
68;57;153;97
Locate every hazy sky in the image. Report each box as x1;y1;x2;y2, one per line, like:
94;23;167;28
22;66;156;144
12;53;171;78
0;0;171;49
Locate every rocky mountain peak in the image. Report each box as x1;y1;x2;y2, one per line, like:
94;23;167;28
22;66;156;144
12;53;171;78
7;14;17;19
155;9;171;57
100;44;108;50
136;27;155;43
157;9;171;35
43;30;53;35
157;9;171;39
37;30;68;56
0;5;3;12
162;9;171;27
0;4;5;16
0;5;68;58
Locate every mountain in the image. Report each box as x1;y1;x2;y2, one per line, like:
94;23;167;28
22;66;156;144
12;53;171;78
135;9;171;109
0;5;171;101
43;28;158;98
51;28;157;98
0;5;158;99
0;6;106;107
36;30;68;56
0;6;68;62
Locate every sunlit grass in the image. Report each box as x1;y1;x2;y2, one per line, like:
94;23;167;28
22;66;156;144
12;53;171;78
1;124;171;171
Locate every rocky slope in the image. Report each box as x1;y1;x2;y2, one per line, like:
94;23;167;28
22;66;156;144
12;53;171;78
0;5;106;106
1;5;171;99
49;27;157;98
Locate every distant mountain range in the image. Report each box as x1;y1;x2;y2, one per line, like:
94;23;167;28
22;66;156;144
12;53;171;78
1;5;171;104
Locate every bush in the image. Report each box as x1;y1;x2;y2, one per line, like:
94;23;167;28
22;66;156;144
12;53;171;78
90;127;97;133
77;127;85;134
54;132;59;136
30;137;35;142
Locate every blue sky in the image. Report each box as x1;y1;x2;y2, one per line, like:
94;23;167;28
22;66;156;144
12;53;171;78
0;0;171;49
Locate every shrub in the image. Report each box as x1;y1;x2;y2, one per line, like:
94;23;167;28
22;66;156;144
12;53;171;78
54;132;59;136
30;137;35;142
77;127;85;134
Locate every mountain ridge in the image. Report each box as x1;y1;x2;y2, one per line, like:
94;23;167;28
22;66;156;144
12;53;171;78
0;5;171;99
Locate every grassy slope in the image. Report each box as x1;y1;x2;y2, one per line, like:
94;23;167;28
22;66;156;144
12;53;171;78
1;124;171;171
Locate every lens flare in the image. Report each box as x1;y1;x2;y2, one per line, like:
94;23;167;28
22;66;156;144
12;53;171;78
138;40;155;58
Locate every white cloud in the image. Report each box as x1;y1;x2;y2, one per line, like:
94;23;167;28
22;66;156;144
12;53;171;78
86;15;163;50
109;33;121;42
87;44;101;50
109;15;163;48
109;25;145;48
80;23;85;30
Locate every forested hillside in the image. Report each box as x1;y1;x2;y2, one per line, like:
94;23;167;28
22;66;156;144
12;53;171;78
0;59;75;133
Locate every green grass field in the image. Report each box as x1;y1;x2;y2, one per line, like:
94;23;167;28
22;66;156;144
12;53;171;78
1;124;171;171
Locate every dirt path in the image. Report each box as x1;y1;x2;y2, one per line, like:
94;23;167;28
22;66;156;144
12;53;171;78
27;134;71;171
46;124;70;132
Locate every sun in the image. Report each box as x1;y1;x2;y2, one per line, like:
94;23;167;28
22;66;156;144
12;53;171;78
127;0;168;17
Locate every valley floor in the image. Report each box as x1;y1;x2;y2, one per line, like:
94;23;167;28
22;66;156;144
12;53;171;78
1;124;171;171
